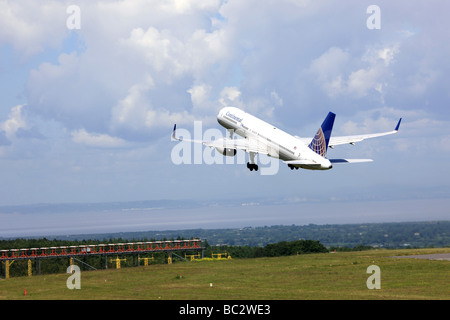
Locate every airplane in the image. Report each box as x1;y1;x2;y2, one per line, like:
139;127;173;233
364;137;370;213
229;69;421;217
172;107;401;172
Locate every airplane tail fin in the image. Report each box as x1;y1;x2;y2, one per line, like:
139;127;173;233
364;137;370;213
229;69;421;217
308;112;335;157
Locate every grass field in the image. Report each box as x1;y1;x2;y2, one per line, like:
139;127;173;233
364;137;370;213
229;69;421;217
1;248;449;300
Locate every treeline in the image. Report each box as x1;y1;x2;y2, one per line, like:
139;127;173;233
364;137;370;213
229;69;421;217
19;220;448;248
206;239;328;259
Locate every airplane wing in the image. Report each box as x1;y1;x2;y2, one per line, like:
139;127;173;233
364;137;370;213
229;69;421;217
204;137;269;154
172;124;269;154
328;118;401;148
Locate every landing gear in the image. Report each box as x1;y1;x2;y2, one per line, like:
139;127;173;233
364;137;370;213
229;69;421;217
288;164;299;170
247;162;259;171
247;152;258;171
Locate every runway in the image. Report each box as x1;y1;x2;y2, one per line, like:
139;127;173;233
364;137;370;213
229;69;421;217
391;253;450;261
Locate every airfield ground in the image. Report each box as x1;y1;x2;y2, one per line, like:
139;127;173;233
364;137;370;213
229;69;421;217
1;248;448;300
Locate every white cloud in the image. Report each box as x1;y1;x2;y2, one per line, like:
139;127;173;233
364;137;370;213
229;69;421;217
308;47;351;97
308;44;400;99
363;45;399;67
187;84;213;112
110;76;155;130
219;87;241;105
0;1;68;58
21;0;236;140
347;67;385;98
161;0;220;14
119;23;233;84
122;27;188;78
0;105;27;139
110;76;199;134
144;109;196;128
270;91;283;107
71;128;127;148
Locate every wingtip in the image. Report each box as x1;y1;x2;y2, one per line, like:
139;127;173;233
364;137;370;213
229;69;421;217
395;118;402;131
172;124;177;140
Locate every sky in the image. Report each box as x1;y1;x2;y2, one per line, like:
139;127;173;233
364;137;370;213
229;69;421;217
0;0;449;231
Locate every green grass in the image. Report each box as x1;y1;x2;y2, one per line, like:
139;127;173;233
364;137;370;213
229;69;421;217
1;248;449;300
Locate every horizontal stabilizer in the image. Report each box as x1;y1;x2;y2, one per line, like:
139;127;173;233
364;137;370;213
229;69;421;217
329;159;373;164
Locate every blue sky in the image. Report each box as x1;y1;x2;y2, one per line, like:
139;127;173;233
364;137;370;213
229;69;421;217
1;0;450;227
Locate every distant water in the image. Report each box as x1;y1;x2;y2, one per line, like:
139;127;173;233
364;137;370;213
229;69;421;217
0;198;449;238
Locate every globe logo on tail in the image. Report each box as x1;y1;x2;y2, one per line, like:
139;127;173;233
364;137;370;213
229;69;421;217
308;128;327;157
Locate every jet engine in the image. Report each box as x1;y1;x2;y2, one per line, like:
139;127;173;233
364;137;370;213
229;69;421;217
215;147;237;157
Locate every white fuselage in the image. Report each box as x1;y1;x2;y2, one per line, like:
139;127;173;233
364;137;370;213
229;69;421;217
217;107;332;170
